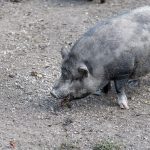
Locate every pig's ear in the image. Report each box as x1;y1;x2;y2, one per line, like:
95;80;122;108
78;64;88;77
61;47;69;59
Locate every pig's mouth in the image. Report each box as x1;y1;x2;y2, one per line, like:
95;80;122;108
68;92;91;100
50;89;91;100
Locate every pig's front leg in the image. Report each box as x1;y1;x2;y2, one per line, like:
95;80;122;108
114;79;129;109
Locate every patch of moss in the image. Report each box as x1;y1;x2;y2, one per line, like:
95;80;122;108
93;140;121;150
58;143;80;150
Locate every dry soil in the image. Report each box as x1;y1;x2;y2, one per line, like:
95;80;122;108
0;0;150;150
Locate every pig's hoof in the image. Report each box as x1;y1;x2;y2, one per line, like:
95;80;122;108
117;93;129;109
118;100;129;109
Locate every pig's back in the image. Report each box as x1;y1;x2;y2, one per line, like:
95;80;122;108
70;7;150;78
72;6;150;57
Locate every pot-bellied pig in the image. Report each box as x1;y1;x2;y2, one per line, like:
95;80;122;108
51;6;150;109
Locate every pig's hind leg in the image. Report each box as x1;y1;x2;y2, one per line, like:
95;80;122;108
114;79;129;109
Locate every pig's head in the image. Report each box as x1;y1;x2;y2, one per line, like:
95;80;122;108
51;48;104;100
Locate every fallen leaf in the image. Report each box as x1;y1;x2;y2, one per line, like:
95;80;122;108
9;140;16;149
30;71;43;78
142;100;150;105
60;98;71;108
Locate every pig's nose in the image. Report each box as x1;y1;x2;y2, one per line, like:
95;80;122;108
50;89;58;98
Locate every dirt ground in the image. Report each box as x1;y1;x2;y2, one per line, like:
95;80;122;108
0;0;150;149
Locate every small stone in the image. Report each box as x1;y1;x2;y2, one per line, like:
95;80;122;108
8;74;15;78
131;96;135;101
89;129;93;132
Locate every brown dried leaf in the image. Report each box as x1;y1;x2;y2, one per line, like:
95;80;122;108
9;140;16;149
30;71;43;78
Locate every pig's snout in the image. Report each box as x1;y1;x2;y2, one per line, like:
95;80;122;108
50;88;62;98
51;88;70;99
50;89;59;98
